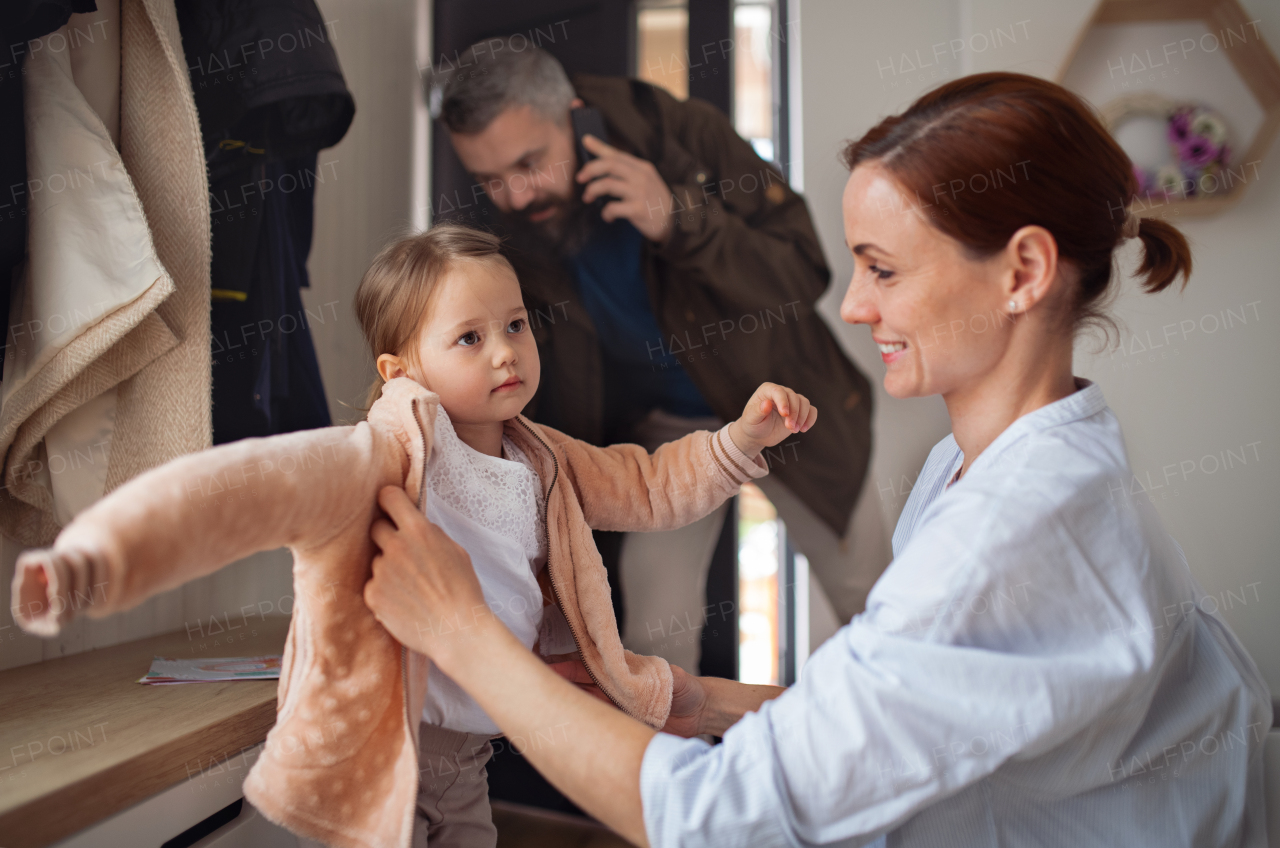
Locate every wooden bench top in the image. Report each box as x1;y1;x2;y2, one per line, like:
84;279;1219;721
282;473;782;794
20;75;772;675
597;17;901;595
0;615;291;848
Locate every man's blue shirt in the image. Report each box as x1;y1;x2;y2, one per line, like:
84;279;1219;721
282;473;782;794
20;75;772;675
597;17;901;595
564;216;713;420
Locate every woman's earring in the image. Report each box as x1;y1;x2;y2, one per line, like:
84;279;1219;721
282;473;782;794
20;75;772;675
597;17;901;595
1008;299;1018;312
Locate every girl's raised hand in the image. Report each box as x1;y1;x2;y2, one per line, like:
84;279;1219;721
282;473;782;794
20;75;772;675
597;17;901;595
728;382;817;457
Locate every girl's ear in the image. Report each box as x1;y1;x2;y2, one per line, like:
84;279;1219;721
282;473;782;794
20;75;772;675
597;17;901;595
377;353;407;383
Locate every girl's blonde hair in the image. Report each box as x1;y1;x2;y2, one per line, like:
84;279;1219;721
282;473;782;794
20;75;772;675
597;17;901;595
353;223;511;411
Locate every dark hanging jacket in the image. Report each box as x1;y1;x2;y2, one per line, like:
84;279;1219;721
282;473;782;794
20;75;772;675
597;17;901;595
175;0;354;443
508;74;873;540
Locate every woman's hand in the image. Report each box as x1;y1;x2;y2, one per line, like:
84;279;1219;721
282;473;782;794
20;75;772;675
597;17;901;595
366;490;656;848
661;664;709;738
547;657;614;705
364;486;493;665
549;658;709;739
729;382;818;458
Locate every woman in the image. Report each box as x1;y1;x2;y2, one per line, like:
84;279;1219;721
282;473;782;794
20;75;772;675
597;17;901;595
363;73;1271;847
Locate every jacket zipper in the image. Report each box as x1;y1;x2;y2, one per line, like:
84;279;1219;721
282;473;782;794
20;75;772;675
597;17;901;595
401;398;432;740
513;417;636;720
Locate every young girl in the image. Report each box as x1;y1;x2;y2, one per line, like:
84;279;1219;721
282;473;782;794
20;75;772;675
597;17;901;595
11;222;816;848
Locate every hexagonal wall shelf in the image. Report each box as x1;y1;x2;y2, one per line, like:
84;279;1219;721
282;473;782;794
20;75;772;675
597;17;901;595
1059;0;1280;216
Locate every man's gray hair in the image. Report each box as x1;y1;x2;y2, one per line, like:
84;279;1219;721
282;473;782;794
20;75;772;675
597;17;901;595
424;40;575;134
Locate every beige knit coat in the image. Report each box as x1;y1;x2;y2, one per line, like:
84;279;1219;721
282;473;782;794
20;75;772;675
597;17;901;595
0;0;210;545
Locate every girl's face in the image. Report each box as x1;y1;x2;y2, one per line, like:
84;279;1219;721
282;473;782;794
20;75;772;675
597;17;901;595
837;164;1018;401
382;258;540;425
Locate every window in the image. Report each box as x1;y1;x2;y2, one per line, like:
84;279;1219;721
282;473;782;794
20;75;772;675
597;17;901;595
635;0;783;164
733;1;777;162
738;482;780;684
738;482;807;685
635;0;689;101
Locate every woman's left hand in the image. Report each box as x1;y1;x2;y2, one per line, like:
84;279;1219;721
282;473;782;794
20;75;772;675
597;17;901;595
661;664;708;738
547;657;614;704
364;485;493;663
550;657;708;738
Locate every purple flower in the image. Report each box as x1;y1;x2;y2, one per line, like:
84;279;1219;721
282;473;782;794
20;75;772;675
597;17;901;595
1168;109;1194;143
1180;136;1219;168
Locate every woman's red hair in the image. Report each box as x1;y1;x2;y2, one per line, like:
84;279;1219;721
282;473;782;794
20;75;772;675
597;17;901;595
843;72;1191;334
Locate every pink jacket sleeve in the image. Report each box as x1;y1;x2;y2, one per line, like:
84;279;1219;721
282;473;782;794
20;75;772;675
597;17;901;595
548;423;768;533
10;424;396;636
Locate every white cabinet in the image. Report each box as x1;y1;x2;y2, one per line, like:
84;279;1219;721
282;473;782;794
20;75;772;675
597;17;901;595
50;744;299;848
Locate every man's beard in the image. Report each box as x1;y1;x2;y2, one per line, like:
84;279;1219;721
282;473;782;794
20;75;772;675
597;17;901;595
500;184;599;258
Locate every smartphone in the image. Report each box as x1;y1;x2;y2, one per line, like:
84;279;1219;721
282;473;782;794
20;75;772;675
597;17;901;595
571;106;618;211
571;106;609;166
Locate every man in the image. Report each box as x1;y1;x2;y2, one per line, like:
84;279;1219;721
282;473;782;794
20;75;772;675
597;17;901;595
425;40;888;674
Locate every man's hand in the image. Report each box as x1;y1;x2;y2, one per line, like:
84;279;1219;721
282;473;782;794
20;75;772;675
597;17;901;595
728;382;817;458
577;134;673;244
364;486;495;667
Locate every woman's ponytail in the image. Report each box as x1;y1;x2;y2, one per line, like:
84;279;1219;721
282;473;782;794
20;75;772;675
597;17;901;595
841;72;1198;337
1134;216;1193;294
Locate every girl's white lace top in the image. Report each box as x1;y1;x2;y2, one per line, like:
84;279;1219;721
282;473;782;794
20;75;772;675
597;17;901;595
424;404;544;566
419;405;563;735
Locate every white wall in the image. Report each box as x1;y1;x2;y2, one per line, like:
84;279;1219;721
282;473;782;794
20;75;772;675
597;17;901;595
0;0;420;672
307;0;422;423
795;0;1280;692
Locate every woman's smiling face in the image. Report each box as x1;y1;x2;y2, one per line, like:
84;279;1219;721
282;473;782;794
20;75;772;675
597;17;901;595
838;163;1017;401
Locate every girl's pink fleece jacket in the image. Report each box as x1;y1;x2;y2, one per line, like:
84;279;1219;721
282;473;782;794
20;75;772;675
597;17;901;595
10;377;768;848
